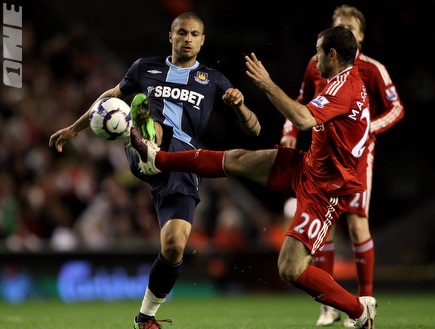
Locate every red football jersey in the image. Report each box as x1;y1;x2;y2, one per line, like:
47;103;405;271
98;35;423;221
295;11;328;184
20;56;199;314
266;66;370;253
305;66;370;196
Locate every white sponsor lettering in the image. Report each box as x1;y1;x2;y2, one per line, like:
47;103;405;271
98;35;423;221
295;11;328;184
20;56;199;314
154;86;205;107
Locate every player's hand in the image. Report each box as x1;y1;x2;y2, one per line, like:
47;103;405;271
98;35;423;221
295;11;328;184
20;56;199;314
280;135;297;148
223;88;244;108
48;127;77;153
245;53;273;91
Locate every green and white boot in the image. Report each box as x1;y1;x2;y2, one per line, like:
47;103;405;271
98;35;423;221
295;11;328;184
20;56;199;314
130;93;156;142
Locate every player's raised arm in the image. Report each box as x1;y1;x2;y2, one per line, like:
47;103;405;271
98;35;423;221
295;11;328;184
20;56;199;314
245;53;317;131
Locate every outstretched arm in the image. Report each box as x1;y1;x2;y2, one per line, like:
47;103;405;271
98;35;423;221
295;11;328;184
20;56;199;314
222;87;261;136
245;53;317;131
48;84;125;152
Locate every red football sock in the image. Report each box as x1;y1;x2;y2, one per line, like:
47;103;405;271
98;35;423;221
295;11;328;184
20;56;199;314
312;241;335;276
155;149;227;178
353;238;374;296
293;265;363;320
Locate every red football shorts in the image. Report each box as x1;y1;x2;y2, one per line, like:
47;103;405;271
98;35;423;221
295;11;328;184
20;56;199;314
267;145;348;255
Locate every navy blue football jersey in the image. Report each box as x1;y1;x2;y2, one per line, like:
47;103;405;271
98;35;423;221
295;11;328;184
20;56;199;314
121;56;236;209
120;56;233;150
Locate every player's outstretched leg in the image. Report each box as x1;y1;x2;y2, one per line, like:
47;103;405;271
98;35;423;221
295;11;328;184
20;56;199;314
130;127;227;178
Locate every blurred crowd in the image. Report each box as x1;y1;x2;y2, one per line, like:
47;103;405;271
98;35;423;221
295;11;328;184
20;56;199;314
0;21;287;254
2;1;434;268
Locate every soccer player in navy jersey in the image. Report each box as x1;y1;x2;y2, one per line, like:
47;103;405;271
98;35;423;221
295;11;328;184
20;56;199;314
49;12;260;329
130;26;378;329
280;5;404;327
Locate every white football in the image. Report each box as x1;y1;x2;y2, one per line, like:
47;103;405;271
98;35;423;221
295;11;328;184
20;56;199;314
89;97;131;140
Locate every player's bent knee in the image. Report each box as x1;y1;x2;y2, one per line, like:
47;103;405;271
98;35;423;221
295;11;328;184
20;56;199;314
278;265;301;283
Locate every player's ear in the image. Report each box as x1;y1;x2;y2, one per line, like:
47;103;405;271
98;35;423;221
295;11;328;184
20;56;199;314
357;31;365;45
330;48;336;58
169;32;173;43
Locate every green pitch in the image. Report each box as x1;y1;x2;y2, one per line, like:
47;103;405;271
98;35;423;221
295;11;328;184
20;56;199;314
0;292;433;329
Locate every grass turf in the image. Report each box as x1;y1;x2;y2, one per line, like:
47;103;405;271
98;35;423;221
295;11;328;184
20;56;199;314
0;292;434;329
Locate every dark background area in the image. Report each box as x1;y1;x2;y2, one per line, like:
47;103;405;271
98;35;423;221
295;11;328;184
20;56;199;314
2;0;434;265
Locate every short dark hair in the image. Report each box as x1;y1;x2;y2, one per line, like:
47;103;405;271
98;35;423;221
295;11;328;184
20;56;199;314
318;26;357;65
171;12;205;34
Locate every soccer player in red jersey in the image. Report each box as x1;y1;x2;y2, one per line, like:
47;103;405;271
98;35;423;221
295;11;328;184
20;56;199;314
130;26;378;329
280;5;404;327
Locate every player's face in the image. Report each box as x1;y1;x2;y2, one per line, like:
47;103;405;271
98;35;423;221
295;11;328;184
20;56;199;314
315;37;334;79
333;16;364;48
170;18;205;66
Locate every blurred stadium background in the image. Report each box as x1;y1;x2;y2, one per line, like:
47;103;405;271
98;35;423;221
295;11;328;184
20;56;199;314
1;0;434;303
